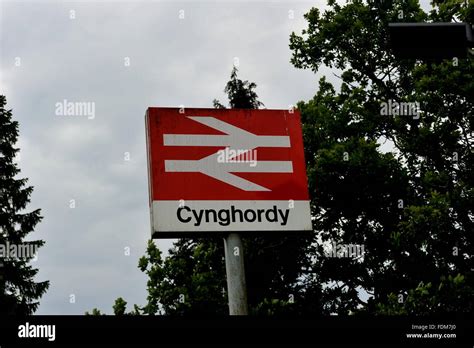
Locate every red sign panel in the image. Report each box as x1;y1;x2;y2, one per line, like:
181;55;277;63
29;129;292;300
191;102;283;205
146;107;311;237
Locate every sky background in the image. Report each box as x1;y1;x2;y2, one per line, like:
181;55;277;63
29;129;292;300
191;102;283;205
0;0;430;314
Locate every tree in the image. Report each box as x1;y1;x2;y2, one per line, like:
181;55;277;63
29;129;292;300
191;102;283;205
289;0;473;314
113;297;128;315
85;308;104;315
213;66;265;109
0;95;49;315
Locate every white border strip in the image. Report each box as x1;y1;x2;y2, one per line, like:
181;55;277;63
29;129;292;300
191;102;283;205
151;200;312;234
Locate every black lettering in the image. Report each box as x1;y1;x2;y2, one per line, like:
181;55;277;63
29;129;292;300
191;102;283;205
231;205;243;222
278;209;290;226
244;209;256;222
192;209;204;226
256;209;265;222
177;206;192;223
265;205;278;222
205;209;217;223
218;209;231;226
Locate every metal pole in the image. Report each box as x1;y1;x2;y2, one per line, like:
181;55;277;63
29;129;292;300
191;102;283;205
223;233;248;315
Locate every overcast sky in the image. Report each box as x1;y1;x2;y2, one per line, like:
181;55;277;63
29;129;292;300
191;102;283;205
0;0;430;314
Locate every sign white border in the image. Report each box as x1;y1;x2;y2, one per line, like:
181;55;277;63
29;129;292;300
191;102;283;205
150;200;312;237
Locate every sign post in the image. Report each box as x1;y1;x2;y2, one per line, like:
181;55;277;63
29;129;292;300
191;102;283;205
224;233;248;315
145;107;312;315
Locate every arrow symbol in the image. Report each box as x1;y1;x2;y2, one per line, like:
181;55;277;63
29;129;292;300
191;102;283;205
163;116;293;191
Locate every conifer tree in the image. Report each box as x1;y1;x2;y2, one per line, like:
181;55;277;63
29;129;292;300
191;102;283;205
0;95;49;315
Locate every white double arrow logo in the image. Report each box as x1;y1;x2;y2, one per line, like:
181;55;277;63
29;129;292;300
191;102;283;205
163;116;293;191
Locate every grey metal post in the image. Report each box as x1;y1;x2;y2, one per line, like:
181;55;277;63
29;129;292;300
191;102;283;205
224;233;248;315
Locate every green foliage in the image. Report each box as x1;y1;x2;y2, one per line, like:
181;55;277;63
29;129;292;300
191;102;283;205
85;308;104;316
0;95;49;315
290;0;473;314
376;274;474;315
137;239;227;315
113;297;127;315
214;67;265;109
